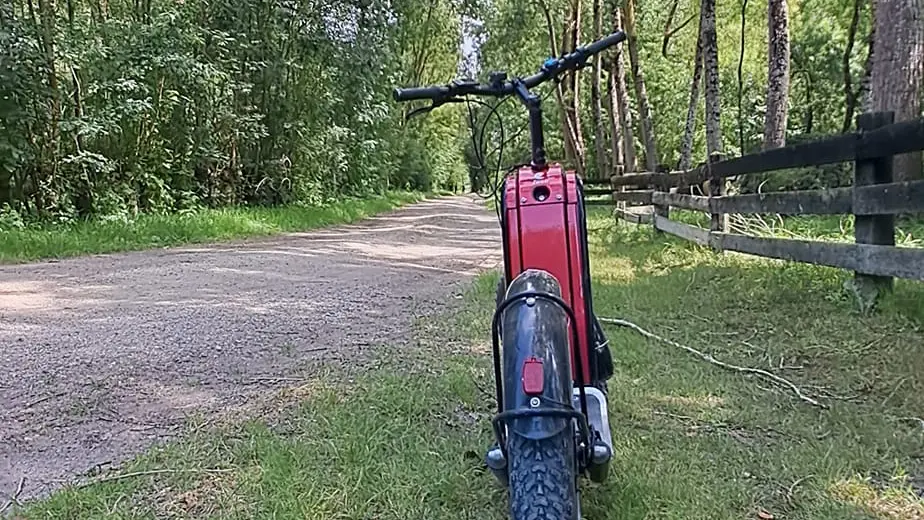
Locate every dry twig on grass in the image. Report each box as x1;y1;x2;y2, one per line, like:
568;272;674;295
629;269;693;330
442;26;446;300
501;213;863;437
77;468;234;489
0;477;25;513
898;416;924;431
599;317;828;409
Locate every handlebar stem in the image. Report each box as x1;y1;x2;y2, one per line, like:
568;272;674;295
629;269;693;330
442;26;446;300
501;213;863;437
513;81;546;171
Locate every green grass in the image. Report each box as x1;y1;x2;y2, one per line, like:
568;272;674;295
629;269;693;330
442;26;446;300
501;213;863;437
0;192;425;264
18;209;924;520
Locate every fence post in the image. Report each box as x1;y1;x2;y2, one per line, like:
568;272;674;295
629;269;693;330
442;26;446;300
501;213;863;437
852;112;895;309
610;165;624;224
708;153;727;233
652;164;670;231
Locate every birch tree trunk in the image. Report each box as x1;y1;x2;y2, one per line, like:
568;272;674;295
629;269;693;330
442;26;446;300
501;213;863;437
591;0;607;179
609;0;636;172
763;0;790;149
561;0;586;175
623;0;659;171
701;0;722;156
869;0;923;181
606;71;625;171
679;10;705;171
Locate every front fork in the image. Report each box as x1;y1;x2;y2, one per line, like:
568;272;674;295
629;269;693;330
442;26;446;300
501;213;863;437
485;269;613;484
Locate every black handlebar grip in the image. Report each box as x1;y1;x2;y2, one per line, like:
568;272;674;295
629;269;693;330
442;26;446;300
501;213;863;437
581;30;628;57
393;85;449;102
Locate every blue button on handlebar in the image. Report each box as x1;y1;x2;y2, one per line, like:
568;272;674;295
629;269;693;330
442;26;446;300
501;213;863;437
543;58;557;69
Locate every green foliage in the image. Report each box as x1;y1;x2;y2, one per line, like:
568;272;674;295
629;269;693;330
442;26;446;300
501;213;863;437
472;0;873;183
0;0;466;221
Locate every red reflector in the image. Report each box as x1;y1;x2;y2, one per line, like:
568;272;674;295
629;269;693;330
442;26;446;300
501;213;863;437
522;357;544;395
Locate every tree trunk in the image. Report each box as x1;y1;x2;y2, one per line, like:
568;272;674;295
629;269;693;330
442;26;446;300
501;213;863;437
623;0;658;171
591;0;607;179
609;1;636;172
679;7;705;171
869;0;923;181
36;0;59;210
562;0;586;175
538;0;582;170
858;7;875;113
702;0;722;156
737;0;749;152
605;71;624;170
842;0;863;133
763;0;790;150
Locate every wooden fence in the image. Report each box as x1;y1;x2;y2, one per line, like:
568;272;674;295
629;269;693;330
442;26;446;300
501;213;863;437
582;112;924;288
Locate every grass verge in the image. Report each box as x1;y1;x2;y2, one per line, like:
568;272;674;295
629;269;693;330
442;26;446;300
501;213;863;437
16;208;924;520
0;192;425;264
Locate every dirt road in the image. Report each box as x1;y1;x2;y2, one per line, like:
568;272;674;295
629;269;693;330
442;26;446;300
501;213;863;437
0;196;501;501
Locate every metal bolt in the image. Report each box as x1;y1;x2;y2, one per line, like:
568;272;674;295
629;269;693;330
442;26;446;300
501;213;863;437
556;194;562;201
521;197;527;203
525;297;536;307
530;397;541;407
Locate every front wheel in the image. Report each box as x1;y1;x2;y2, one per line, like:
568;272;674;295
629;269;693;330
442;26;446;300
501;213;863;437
507;431;579;520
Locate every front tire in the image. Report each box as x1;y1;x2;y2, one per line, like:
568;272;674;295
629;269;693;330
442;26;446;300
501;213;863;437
507;431;578;520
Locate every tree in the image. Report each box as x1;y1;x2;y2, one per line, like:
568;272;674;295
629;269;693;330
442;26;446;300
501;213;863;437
764;0;790;149
623;0;659;172
842;0;864;133
590;0;607;179
701;0;722;156
679;5;704;171
868;0;923;181
608;1;636;172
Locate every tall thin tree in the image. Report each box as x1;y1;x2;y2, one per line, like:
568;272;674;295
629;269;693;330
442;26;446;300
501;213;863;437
679;6;704;171
623;0;659;171
763;0;790;149
702;0;722;156
591;0;607;179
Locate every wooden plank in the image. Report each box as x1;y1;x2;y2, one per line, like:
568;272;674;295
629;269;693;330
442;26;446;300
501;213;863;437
711;233;924;281
651;191;711;212
856;117;924;160
611;167;709;189
615;209;653;225
580;178;613;186
708;134;859;180
853;180;924;215
653;215;710;246
613;190;653;204
611;117;924;189
711;187;853;215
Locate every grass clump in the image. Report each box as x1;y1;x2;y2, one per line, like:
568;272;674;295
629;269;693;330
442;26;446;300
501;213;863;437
0;192;424;264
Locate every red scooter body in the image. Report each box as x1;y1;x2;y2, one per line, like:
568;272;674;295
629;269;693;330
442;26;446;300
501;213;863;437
501;164;595;385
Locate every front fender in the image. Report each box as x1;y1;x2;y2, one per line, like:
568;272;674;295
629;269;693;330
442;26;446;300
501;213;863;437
501;269;574;440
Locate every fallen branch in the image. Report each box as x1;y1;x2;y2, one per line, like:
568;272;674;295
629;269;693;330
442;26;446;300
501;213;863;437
76;468;234;488
25;392;66;408
0;477;25;513
898;416;924;431
599;317;827;408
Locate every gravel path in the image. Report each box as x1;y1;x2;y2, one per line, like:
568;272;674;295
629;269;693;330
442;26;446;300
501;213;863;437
0;196;501;501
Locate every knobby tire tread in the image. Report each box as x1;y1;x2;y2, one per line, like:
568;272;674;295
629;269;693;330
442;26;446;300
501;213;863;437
506;432;578;520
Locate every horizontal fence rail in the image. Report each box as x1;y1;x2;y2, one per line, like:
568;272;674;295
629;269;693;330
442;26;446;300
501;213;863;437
610;116;924;189
591;112;924;286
